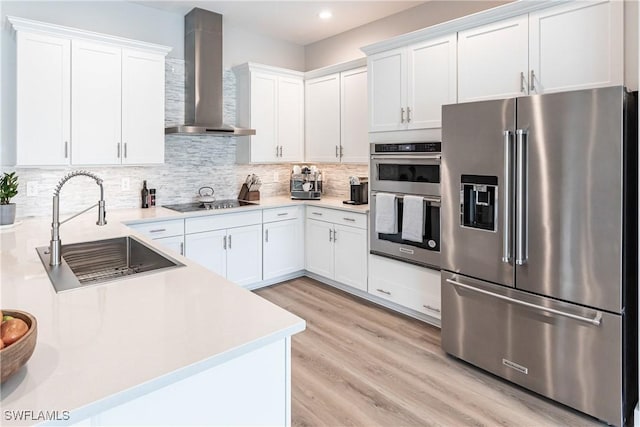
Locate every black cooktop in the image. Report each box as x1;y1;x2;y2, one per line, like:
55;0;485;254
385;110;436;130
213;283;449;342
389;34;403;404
163;199;258;213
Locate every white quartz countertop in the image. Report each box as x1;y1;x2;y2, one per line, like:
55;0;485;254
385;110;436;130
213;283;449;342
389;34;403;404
0;196;354;424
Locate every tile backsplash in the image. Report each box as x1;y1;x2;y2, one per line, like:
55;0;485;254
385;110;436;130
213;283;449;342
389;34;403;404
3;58;367;219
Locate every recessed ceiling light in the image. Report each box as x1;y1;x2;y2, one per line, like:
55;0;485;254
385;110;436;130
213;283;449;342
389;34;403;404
319;10;332;20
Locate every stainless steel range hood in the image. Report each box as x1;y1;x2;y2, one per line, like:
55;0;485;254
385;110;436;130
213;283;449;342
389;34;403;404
165;8;255;136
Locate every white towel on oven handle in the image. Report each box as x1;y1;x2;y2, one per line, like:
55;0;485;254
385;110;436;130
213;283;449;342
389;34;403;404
374;193;397;234
401;195;424;243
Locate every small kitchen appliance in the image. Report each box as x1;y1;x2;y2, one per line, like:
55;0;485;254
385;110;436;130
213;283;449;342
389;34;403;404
290;166;322;200
344;176;369;205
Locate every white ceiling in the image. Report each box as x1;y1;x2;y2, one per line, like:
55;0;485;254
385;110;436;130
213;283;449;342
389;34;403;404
132;1;425;46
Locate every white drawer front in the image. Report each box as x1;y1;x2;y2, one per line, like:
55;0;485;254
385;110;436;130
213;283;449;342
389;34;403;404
305;206;367;229
186;211;262;234
129;219;184;239
306;206;333;222
263;206;300;223
368;254;441;319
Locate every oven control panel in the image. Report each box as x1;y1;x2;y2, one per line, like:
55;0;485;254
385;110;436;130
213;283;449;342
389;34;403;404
372;142;441;153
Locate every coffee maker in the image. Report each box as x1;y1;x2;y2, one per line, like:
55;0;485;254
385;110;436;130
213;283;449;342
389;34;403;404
290;166;323;200
344;176;368;205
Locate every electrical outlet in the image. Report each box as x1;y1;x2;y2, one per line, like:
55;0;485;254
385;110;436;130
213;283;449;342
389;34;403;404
273;172;279;182
26;181;39;197
121;177;130;191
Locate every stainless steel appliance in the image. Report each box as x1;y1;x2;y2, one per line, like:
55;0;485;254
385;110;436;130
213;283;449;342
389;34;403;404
441;86;638;426
290;168;323;200
163;199;257;212
370;142;441;269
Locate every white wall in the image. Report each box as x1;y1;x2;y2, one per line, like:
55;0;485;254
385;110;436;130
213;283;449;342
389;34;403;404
304;0;510;71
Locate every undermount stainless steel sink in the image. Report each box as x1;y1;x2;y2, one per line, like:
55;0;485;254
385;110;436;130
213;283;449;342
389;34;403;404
36;236;184;292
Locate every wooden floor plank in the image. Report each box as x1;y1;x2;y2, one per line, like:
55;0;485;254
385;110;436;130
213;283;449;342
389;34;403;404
256;277;603;427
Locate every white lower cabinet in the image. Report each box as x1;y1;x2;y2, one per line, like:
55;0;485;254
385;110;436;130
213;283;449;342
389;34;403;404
368;254;441;319
154;235;185;256
263;207;304;280
128;219;185;256
184;212;263;288
305;207;367;292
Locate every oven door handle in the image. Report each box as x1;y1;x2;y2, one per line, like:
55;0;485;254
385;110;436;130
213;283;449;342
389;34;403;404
371;192;441;206
370;154;441;161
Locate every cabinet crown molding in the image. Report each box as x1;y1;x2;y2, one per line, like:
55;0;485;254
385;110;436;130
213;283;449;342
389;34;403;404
7;16;172;55
360;0;568;55
304;57;367;80
232;62;304;78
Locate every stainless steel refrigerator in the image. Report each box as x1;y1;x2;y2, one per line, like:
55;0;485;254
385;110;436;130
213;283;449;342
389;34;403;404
441;86;637;426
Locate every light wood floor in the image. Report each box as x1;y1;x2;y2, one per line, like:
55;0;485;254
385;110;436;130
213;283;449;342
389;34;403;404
256;277;603;427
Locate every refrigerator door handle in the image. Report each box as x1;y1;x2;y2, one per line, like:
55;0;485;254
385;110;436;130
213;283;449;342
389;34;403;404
446;279;603;326
515;129;528;265
502;130;513;263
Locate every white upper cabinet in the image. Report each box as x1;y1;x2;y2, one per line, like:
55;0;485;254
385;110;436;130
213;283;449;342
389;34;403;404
340;67;369;163
9;17;170;167
122;49;166;164
71;40;122;165
368;35;456;131
458;0;622;102
234;63;305;163
458;16;529;103
305;74;341;162
16;32;70;166
304;62;368;164
528;0;623;94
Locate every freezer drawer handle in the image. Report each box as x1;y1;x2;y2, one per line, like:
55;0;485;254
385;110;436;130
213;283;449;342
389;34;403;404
446;278;602;326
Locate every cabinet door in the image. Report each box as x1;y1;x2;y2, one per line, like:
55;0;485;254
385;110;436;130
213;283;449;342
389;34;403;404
122;49;165;164
71;40;122;165
154;235;185;256
529;0;622;94
16;32;70;166
340;67;368;163
305;74;341;162
226;224;263;287
368;48;406;132
407;35;457;129
277;77;304;161
263;219;303;280
185;230;227;278
251;73;278;162
333;224;367;291
305;219;334;279
458;15;528;103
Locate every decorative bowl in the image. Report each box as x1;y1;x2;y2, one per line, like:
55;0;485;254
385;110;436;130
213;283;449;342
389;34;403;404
0;310;37;383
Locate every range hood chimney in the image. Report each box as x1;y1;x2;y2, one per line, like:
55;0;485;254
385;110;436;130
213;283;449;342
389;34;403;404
165;8;255;136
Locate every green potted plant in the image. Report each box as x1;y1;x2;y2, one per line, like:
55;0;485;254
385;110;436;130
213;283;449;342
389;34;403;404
0;172;19;225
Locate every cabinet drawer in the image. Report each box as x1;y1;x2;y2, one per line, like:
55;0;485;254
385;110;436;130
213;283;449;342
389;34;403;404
186;211;262;234
368;254;441;319
263;206;300;223
305;206;367;229
129;219;184;239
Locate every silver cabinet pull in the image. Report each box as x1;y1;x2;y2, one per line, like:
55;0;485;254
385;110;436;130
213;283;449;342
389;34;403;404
343;217;356;222
179;242;184;255
446;278;602;326
423;304;441;313
279;146;283;157
515;129;527;265
407;106;412;123
276;146;279;157
117;143;121;158
124;142;128;159
502;130;513;264
277;212;288;216
329;229;333;242
64;141;69;158
333;229;337;242
335;145;339;158
223;235;227;250
339;145;343;158
376;288;391;295
312;212;323;216
265;229;269;243
530;70;536;92
228;234;232;249
149;228;166;233
520;72;526;93
400;107;405;123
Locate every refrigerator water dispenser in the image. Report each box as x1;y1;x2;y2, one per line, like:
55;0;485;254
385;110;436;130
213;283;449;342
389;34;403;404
460;175;497;231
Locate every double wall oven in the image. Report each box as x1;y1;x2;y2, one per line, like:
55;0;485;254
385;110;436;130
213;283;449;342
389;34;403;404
370;142;441;269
